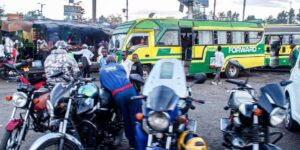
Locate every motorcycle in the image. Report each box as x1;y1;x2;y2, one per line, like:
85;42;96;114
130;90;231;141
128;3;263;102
29;72;123;150
0;62;48;150
0;52;16;80
220;60;291;150
131;58;208;150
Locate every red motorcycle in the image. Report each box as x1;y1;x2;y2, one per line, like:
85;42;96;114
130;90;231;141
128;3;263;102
0;62;50;150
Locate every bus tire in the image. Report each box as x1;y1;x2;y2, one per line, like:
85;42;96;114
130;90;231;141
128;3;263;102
142;64;152;79
225;63;240;78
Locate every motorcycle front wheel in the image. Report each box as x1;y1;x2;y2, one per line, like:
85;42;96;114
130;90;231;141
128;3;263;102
33;137;81;150
0;128;22;150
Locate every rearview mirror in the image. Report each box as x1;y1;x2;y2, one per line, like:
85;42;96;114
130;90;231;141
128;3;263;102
130;74;145;85
280;80;292;86
228;60;244;70
193;73;207;84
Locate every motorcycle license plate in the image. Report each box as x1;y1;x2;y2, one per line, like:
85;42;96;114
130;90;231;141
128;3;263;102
187;119;197;132
210;57;216;66
220;118;229;131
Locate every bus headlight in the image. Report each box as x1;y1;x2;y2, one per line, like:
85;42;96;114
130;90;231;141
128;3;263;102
12;92;28;108
148;112;170;132
270;107;286;126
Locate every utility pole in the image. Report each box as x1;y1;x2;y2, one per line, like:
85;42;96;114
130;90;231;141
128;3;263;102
92;0;96;23
242;0;246;21
288;0;292;24
126;0;129;21
38;3;45;16
213;0;216;20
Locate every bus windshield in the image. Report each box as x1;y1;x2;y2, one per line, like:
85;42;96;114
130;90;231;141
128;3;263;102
109;34;127;50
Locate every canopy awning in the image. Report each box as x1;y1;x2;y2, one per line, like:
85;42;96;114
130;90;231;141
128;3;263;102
1;21;33;32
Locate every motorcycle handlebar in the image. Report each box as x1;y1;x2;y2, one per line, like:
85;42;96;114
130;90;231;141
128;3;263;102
191;98;205;104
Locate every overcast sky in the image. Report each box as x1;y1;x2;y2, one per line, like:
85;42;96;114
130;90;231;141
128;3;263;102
0;0;299;21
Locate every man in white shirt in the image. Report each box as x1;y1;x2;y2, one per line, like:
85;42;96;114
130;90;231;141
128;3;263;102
120;51;133;78
73;44;94;77
212;46;225;85
0;44;5;58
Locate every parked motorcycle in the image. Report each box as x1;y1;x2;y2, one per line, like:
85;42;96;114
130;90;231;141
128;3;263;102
30;72;123;150
220;60;291;150
131;59;208;150
0;52;16;80
0;63;48;150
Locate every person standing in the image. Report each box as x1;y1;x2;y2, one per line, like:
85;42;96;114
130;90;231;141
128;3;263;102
212;46;224;85
120;51;133;78
99;56;142;149
99;48;109;69
73;44;94;77
44;41;79;85
289;43;299;68
130;54;143;93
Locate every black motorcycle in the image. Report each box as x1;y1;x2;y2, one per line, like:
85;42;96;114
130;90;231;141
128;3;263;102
220;60;291;150
29;72;123;150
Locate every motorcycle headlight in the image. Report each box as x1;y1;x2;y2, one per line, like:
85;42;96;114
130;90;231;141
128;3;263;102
148;112;170;132
12;92;28;108
270;107;286;126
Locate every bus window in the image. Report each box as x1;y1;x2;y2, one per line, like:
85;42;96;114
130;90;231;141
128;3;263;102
226;31;232;44
197;31;213;45
158;30;179;46
270;36;281;45
217;31;227;44
232;32;245;44
282;35;290;45
293;35;300;44
249;31;262;44
125;33;149;50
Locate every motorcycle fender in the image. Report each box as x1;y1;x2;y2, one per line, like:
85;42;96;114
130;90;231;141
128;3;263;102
135;122;148;150
29;133;84;150
5;119;23;131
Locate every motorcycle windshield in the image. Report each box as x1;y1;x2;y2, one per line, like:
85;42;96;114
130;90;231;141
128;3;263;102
50;83;72;107
258;83;285;113
143;59;188;98
146;86;179;111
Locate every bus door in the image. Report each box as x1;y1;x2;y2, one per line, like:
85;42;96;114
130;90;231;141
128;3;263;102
180;28;193;72
267;35;282;67
279;35;292;66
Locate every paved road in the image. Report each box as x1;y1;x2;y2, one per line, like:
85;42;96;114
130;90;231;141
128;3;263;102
0;71;299;150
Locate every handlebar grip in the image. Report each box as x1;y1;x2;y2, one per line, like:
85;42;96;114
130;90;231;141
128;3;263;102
192;98;205;104
226;79;245;86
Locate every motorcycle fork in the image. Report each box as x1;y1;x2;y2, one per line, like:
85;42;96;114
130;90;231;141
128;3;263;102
252;105;259;150
17;102;32;149
59;98;73;150
165;125;173;150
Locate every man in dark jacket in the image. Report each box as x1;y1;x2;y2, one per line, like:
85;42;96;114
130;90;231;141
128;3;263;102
99;56;142;149
130;54;143;93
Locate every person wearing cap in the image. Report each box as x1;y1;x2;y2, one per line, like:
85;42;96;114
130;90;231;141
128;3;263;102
44;41;79;84
73;44;94;77
99;55;142;149
289;43;299;67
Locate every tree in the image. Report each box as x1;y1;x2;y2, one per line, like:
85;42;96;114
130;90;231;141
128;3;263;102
297;9;300;23
0;7;4;17
106;14;123;25
266;15;277;24
288;8;296;24
98;15;107;23
276;11;288;24
232;12;240;21
218;12;226;21
245;15;256;21
24;10;41;20
226;10;232;21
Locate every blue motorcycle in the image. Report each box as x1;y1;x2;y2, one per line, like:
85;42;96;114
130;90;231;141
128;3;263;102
131;59;208;150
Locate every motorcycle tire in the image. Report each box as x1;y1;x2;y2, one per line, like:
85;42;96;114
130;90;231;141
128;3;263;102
285;96;299;131
0;70;8;80
0;129;21;150
33;137;81;150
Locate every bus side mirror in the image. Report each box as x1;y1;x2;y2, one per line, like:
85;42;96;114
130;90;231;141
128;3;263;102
266;47;270;53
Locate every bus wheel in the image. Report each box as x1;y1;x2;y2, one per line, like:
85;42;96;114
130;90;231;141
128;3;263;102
225;63;240;78
142;65;152;79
